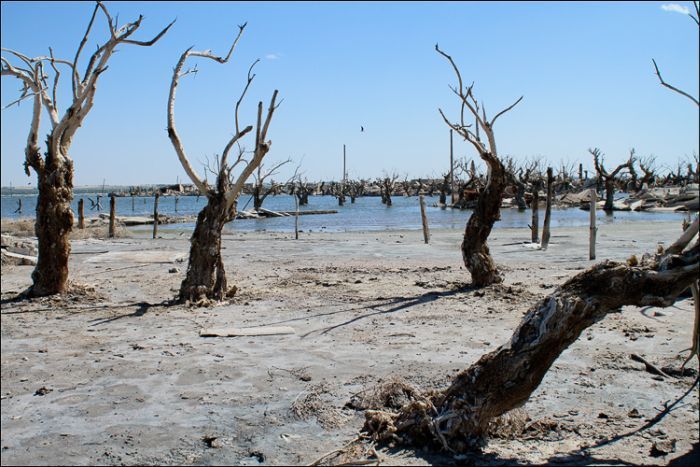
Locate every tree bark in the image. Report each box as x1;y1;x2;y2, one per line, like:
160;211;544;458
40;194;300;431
179;193;234;303
364;242;699;453
29;153;74;297
461;154;506;287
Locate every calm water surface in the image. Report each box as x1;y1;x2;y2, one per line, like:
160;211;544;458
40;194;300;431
1;193;688;233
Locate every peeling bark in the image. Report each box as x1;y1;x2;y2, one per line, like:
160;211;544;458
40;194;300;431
30;151;74;297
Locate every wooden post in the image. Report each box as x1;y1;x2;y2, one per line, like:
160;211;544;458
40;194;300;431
578;163;583;182
131;194;135;212
450;129;456;204
153;193;159;239
109;194;116;238
420;195;430;244
589;188;597;260
294;194;300;240
541;167;553;250
175;196;179;213
78;199;85;229
531;188;539;243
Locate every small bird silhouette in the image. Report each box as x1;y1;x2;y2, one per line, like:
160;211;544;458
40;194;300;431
361;126;364;132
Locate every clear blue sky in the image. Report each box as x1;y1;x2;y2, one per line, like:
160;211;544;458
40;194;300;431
1;1;698;187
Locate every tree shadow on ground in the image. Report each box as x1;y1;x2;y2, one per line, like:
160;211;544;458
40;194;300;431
88;299;173;326
300;284;479;338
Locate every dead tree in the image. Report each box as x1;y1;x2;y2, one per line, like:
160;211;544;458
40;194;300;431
379;173;399;206
290;178;313;206
167;24;279;303
364;219;699;452
347;179;366;203
637;155;657;190
252;160;290;211
590;148;633;212
436;44;523;286
1;2;172;296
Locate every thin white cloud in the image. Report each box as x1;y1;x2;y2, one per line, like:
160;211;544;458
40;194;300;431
661;3;690;15
265;53;281;60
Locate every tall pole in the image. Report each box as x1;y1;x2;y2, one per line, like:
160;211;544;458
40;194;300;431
343;144;346;184
450;129;456;204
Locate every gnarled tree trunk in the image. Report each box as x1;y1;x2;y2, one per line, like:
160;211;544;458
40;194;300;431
179;194;233;302
461;155;506;287
365;228;699;452
30;150;74;297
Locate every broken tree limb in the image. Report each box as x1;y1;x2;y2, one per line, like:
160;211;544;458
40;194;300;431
362;223;699;453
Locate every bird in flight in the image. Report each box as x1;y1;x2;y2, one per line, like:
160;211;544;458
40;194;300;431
361;126;364;132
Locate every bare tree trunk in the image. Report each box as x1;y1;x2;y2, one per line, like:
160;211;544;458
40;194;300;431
179;194;233;303
604;178;615;212
30;154;74;297
365;241;699;452
540;167;553;249
461;156;506;287
514;181;527;211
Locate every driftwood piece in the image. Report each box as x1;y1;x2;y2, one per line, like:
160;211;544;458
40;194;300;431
200;326;296;337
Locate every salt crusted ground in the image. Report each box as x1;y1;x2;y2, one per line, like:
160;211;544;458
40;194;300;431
1;219;698;465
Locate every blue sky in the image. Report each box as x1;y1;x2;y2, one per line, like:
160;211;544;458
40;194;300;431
1;1;698;187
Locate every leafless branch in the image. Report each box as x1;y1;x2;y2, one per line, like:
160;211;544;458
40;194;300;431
652;59;699;107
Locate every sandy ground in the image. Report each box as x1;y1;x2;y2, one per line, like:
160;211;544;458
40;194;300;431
1;219;699;465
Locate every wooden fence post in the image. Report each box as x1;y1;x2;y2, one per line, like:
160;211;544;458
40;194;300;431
78;199;85;229
419;195;430;244
531;187;539;243
541;167;553;250
589;189;597;260
109;194;116;238
153;193;160;239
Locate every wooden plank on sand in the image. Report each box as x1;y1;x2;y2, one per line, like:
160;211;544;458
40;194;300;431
199;326;296;337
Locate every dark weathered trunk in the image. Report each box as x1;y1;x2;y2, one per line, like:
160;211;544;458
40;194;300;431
253;185;263;210
179;193;234;303
461;155;506;287
364;243;699;452
514;181;527;211
30;152;74;297
604;178;615;212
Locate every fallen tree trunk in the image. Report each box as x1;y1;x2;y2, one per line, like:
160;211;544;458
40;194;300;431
364;220;699;453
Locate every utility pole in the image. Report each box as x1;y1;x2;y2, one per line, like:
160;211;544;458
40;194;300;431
450;129;456;204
